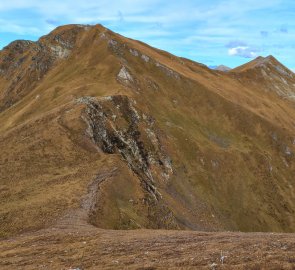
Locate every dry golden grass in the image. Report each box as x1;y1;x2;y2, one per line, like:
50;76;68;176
0;24;295;240
1;227;295;269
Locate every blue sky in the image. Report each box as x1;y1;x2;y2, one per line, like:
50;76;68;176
0;0;294;70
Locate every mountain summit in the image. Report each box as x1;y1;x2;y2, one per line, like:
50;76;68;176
0;24;295;238
231;55;295;98
232;55;293;74
214;65;231;71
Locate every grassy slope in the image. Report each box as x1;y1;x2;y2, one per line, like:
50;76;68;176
0;25;294;237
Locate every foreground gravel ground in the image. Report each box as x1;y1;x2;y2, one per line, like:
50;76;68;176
1;227;295;269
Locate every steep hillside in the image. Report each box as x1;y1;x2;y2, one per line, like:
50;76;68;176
231;55;295;99
0;24;295;238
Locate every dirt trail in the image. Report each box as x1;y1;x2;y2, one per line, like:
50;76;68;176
1;168;295;269
53;168;118;231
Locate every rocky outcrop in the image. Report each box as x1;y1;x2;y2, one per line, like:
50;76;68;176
155;62;180;80
117;66;134;83
76;95;178;229
231;55;295;100
77;95;173;200
0;25;84;111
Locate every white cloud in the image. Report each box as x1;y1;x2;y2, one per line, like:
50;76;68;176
228;46;257;58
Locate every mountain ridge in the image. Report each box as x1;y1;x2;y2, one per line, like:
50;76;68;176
230;55;295;99
0;24;295;238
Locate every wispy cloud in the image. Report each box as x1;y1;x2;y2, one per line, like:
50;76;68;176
226;41;247;48
228;46;258;58
45;19;60;26
260;31;269;37
279;25;288;33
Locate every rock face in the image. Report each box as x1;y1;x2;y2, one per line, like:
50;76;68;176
117;66;134;83
76;95;177;229
0;25;83;111
231;55;295;99
78;95;173;199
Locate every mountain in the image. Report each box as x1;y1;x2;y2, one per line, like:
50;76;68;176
0;24;295;240
231;55;295;99
214;65;231;71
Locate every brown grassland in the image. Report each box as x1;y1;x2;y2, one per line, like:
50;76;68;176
0;24;295;269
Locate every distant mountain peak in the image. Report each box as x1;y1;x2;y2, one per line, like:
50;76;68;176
255;55;278;66
214;65;231;72
232;55;291;73
230;55;295;99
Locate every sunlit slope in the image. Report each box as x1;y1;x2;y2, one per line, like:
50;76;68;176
0;24;294;237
